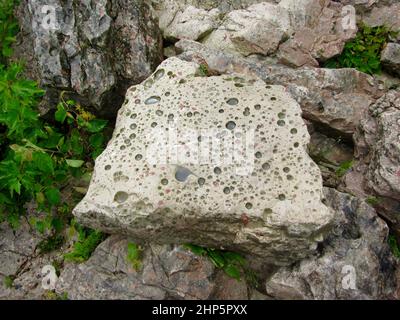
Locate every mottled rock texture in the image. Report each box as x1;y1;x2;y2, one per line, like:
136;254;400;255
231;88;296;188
381;43;400;77
265;188;398;300
73;57;333;266
14;0;163;116
55;235;250;300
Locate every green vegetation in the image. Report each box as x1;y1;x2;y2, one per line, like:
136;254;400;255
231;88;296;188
127;242;142;271
37;234;65;254
336;160;354;178
196;63;210;77
0;0;107;263
0;0;19;63
366;196;382;206
184;244;255;283
325;24;398;74
64;224;105;263
388;235;400;259
3;275;14;288
43;290;68;300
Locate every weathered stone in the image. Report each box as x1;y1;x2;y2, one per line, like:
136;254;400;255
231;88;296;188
73;57;333;266
176;40;383;135
277;0;357;67
56;235;248;300
157;5;221;41
265;188;398;300
362;3;400;38
354;90;400;201
381;43;400;77
203;2;291;57
14;0;163;115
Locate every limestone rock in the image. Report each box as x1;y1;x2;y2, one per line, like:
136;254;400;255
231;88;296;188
73;57;333;266
14;0;163;115
203;2;291;57
265;188;398;300
355;90;400;201
157;5;221;41
176;40;383;135
56;235;249;300
362;3;400;39
381;43;400;77
277;0;357;67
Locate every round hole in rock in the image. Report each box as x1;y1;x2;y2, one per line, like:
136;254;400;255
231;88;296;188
226;121;236;130
154;68;165;80
175;166;192;182
145;96;161;105
198;178;206;186
114;191;128;204
105;165;111;171
214;167;222;175
226;98;239;105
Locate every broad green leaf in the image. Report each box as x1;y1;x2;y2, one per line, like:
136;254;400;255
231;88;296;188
66;159;84;168
45;187;61;206
33;151;54;174
55;104;67;123
85;119;108;133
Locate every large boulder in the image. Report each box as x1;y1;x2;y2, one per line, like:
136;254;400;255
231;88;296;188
73;57;333;266
14;0;163;116
265;188;398;300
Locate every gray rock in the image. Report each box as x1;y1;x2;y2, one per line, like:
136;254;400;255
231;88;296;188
73;57;333;266
56;235;248;300
381;43;400;77
203;2;291;57
14;0;163;116
176;39;383;135
157;4;221;41
265;188;398;300
277;0;357;67
354;90;400;201
362;3;400;38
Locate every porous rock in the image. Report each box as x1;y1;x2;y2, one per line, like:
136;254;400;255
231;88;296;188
73;57;333;266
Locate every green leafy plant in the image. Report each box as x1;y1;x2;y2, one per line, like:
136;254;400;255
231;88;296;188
0;0;19;61
43;290;68;300
37;234;65;254
3;275;14;288
366;196;382;206
127;242;142;271
388;235;400;259
64;226;105;263
0;0;110;236
325;24;398;74
184;244;252;282
336;160;354;178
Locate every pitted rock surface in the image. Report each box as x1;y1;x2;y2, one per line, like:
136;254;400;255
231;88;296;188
73;57;333;265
